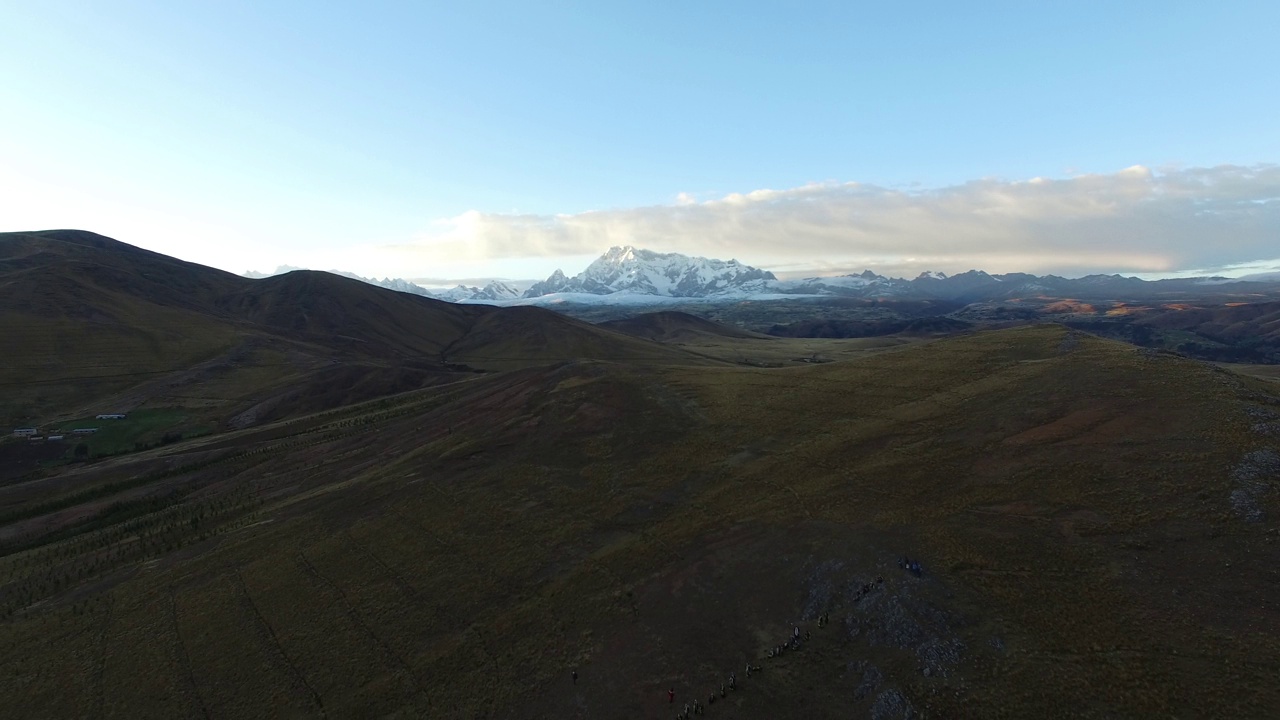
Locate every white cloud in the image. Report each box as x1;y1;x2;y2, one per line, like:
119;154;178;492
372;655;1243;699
7;162;1277;281
385;164;1280;277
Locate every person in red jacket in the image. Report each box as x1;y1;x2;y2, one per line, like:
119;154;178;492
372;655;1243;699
668;688;675;704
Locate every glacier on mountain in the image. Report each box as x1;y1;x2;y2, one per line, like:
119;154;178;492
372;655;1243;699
522;246;777;298
247;247;1280;306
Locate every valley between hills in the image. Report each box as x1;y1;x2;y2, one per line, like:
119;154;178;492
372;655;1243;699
2;230;1279;718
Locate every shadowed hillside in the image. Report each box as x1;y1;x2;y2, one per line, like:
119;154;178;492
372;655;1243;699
0;231;717;432
1138;300;1280;354
1;325;1277;717
1;231;251;428
983;298;1280;364
442;306;720;371
598;310;772;342
217;270;488;358
767;315;973;339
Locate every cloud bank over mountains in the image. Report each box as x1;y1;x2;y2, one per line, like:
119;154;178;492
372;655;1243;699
386;164;1280;279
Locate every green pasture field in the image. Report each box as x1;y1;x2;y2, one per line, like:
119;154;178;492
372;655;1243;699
54;408;213;458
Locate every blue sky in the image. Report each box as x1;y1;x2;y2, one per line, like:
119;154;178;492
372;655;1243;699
1;1;1277;281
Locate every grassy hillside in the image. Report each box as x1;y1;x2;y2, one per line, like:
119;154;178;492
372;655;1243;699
217;269;490;358
598;310;773;342
0;231;711;430
598;311;919;368
442;306;719;370
1;325;1276;717
1043;300;1280;364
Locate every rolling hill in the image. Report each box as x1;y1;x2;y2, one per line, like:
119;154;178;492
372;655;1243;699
0;230;719;432
1137;300;1280;344
1061;300;1280;363
598;310;772;343
441;306;717;371
0;324;1277;717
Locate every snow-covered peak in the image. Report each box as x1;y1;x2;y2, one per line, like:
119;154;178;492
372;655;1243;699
774;270;910;297
523;268;572;298
429;284;482;302
243;265;306;279
289;270;437;298
594;245;641;266
240;253;1280;308
525;247;776;298
377;277;433;295
416;280;524;303
474;280;521;300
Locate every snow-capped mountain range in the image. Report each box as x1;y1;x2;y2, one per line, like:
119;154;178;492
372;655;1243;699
243;266;525;302
522;246;776;298
245;247;1280;305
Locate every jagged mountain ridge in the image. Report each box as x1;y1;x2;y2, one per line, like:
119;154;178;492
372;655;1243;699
244;266;522;302
523;246;777;298
251;248;1280;304
427;280;522;302
519;247;1280;303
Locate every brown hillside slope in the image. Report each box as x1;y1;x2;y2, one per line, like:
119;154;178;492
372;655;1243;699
598;310;772;342
218;269;490;358
0;325;1276;717
0;231;714;428
1;231;251;425
1137;299;1280;343
0;229;248;315
443;305;721;370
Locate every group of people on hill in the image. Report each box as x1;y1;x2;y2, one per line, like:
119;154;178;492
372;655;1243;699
852;576;885;604
669;669;738;718
766;624;812;658
667;615;833;719
573;556;925;718
663;568;907;718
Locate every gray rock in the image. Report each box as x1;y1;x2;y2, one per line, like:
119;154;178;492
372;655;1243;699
1230;488;1265;523
1230;449;1280;522
1244;406;1280;421
870;688;916;720
865;596;927;650
854;662;883;700
1251;422;1280;437
917;637;964;678
801;559;844;619
1231;449;1279;483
